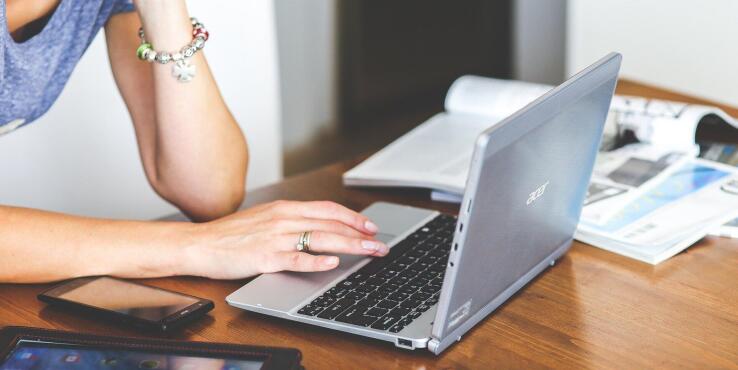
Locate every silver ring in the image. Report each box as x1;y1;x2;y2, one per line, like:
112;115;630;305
296;231;312;252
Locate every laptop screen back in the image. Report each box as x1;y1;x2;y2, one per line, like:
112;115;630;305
431;54;621;343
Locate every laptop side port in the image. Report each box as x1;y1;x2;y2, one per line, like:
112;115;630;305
396;338;414;349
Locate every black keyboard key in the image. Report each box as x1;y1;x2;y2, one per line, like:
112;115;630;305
430;248;449;257
377;283;400;294
365;292;386;306
348;272;368;281
376;299;399;309
312;295;336;307
389;307;411;317
417;259;434;268
395;260;414;270
408;311;422;319
398;317;414;326
415;278;430;286
388;317;415;333
421;284;442;294
388;276;410;286
325;287;351;298
426;254;441;262
371;313;403;330
406;249;426;258
388;292;410;302
416;304;431;313
396;256;415;265
335;304;376;326
415;243;435;252
336;313;378;327
297;304;325;316
355;284;377;294
345;291;365;301
398;285;418;295
365;307;389;317
317;298;355;320
359;259;392;276
364;277;386;287
429;264;446;273
398;269;419;279
375;269;399;280
410;292;431;302
400;299;422;310
338;280;359;289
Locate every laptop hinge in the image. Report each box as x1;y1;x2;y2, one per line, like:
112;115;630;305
427;338;441;354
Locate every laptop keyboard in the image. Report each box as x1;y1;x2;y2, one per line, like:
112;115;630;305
297;214;456;333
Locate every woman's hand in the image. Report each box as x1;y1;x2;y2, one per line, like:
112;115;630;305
181;201;388;279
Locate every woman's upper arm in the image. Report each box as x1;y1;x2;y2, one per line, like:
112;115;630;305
104;12;159;182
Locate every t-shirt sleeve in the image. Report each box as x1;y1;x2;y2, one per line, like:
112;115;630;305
111;0;135;14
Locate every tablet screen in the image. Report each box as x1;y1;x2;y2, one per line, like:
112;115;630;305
1;340;265;370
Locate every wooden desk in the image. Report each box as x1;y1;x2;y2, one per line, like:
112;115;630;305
2;81;737;369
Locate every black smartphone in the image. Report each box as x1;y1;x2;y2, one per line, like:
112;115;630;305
38;276;214;332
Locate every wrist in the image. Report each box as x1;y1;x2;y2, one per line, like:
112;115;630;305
175;222;211;278
134;0;192;50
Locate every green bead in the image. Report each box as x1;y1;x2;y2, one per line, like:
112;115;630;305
136;43;152;60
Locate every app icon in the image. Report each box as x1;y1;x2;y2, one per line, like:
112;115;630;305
139;360;161;369
101;358;118;366
62;354;80;363
16;351;36;361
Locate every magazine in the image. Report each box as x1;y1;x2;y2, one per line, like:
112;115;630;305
577;159;738;264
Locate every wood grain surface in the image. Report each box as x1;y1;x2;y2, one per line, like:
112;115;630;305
1;81;737;369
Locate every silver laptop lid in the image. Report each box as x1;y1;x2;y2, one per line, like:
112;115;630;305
429;53;621;352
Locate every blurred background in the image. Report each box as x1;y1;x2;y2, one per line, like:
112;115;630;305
1;0;736;220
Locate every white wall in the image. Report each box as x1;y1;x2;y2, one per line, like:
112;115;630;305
513;0;567;85
568;0;738;106
274;0;337;153
0;1;283;220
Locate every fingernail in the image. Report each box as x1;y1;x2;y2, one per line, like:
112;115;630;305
378;244;390;255
362;240;380;251
364;220;379;233
324;256;339;267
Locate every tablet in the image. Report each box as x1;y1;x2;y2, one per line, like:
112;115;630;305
0;327;301;370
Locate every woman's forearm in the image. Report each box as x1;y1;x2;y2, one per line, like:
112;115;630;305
132;0;248;221
0;205;193;283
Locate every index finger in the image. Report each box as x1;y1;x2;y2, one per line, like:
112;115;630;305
272;201;379;235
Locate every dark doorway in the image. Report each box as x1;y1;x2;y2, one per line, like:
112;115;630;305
338;0;513;127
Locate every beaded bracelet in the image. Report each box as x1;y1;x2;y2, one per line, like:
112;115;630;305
136;17;209;82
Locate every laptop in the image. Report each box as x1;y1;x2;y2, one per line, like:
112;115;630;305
227;53;622;355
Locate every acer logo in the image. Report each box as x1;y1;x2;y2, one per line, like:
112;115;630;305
526;181;550;205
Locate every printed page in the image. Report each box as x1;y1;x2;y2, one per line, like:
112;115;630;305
578;159;738;263
445;75;553;118
343;113;498;193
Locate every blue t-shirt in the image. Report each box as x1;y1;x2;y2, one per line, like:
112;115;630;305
0;0;134;134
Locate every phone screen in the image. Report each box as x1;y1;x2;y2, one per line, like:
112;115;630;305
53;277;199;322
1;340;264;370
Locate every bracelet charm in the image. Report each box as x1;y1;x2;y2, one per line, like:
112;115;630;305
172;60;196;82
136;17;208;82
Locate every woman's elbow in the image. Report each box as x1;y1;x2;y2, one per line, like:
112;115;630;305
179;184;245;222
